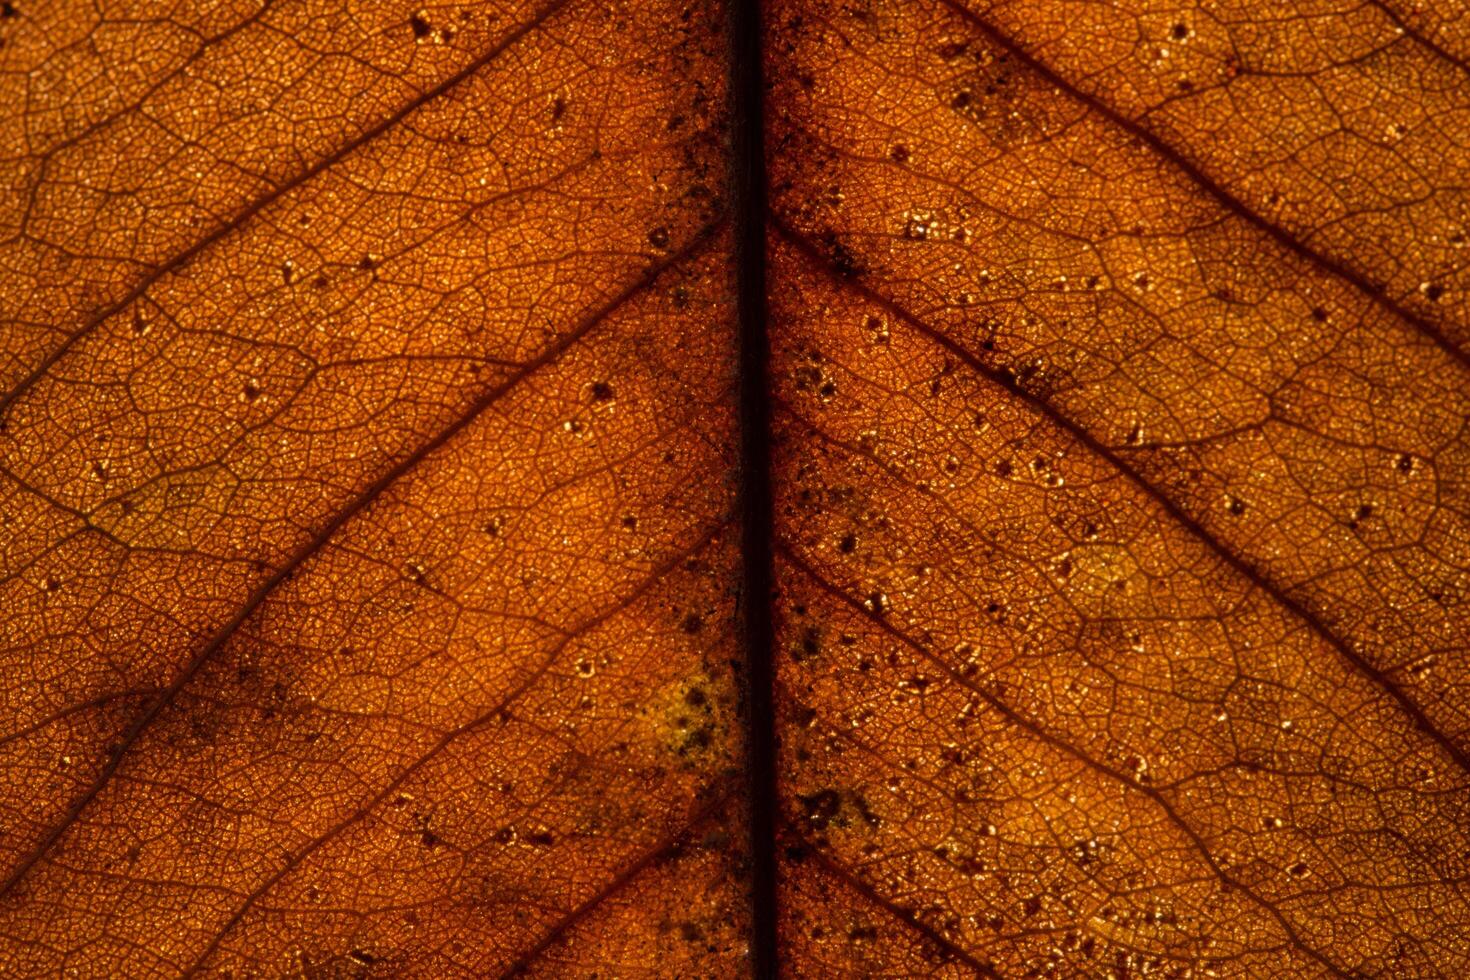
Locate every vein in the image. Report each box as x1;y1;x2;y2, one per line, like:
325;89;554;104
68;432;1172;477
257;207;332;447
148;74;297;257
0;0;574;423
779;545;1349;978
499;787;734;978
0;689;157;750
937;0;1470;374
0;220;724;902
182;521;730;975
789;824;1004;977
774;220;1470;781
728;0;781;972
20;1;281;168
1365;0;1470;78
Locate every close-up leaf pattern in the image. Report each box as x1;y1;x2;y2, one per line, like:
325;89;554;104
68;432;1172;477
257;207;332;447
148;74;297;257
0;0;1467;976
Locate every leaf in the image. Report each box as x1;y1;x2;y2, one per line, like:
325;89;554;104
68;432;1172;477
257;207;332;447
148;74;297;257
768;0;1470;975
0;0;744;974
3;0;1470;976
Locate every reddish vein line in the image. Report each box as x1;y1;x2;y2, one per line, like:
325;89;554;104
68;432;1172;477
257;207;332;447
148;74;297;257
937;0;1470;374
183;522;729;975
0;0;573;423
779;545;1349;978
775;220;1470;783
0;221;723;902
788;822;1002;978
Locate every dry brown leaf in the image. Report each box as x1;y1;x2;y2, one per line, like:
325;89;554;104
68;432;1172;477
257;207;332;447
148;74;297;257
2;0;1469;976
769;0;1470;975
0;1;743;974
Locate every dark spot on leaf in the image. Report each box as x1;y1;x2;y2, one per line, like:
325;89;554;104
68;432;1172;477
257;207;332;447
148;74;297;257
822;233;864;277
800;789;841;831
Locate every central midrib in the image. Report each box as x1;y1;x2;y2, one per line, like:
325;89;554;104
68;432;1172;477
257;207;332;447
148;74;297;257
728;0;781;976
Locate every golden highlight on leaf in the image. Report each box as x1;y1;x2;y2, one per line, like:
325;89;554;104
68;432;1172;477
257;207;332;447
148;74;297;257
2;0;1469;976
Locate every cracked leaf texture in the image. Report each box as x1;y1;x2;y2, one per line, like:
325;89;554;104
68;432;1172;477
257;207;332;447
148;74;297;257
3;0;1470;976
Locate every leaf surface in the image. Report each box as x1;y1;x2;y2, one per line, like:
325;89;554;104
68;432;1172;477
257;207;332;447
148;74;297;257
766;0;1470;975
3;0;1470;976
0;0;745;974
